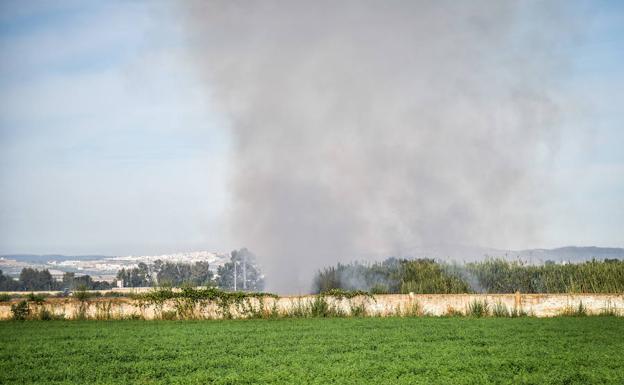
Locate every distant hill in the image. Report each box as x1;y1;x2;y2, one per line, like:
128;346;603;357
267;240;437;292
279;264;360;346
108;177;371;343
514;246;624;262
0;254;110;263
377;245;624;263
0;251;229;279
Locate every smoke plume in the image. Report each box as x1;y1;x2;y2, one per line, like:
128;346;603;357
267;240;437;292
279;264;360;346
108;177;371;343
180;1;576;293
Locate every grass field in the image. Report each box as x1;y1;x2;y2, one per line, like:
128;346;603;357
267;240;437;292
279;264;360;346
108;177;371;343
1;317;623;385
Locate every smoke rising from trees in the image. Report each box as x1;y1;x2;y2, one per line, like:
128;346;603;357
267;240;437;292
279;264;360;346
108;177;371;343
180;1;580;293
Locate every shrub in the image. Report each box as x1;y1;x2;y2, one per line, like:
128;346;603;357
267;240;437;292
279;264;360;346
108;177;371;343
467;300;489;317
599;301;619;317
35;307;64;321
510;308;529;318
320;289;373;299
73;287;94;302
94;301;114;320
11;300;30;320
0;293;12;302
315;257;624;295
310;296;331;317
492;302;510;317
26;292;46;304
268;301;280;319
370;284;389;294
350;303;367;317
599;307;618;317
161;310;178;320
287;299;310;318
133;287;278;320
561;302;588;317
402;301;422;317
467;258;624;294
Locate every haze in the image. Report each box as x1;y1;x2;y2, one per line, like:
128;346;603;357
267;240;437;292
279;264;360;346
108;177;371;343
1;1;623;292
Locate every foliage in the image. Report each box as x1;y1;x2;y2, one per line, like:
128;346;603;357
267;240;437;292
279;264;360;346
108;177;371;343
26;292;46;304
599;303;619;317
132;287;277;319
349;303;367;317
314;258;472;294
116;262;153;287
73;287;95;302
0;268;110;291
492;302;510;317
466;258;624;294
72;290;92;320
467;300;489;317
309;296;333;317
320;288;373;299
116;249;264;291
401;301;423;317
10;300;30;320
116;260;215;288
34;307;64;321
0;293;11;302
160;310;178;320
0;270;20;291
62;272;111;290
94;301;114;320
314;257;624;294
560;302;588;317
18;268;55;291
216;249;264;291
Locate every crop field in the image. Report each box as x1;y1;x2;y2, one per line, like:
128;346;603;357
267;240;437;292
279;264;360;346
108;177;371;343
1;317;623;385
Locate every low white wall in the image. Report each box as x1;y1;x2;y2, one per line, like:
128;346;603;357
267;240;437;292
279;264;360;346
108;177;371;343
1;293;623;320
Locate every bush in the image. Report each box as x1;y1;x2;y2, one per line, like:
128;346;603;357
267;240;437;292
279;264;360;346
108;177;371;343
492;302;510;317
402;301;422;317
315;257;624;295
73;287;95;301
510;308;529;317
350;303;367;317
561;302;588;317
0;293;12;302
35;307;64;321
467;300;489;317
161;310;178;320
26;292;46;304
467;259;624;294
310;296;331;317
11;300;30;320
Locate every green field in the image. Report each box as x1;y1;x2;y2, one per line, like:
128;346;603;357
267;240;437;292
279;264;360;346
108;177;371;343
1;317;623;384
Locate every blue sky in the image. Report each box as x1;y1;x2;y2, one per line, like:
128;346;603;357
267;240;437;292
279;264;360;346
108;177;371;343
0;1;231;254
0;1;622;255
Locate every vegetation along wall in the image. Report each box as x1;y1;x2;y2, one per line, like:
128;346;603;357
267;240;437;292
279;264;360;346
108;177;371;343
1;290;623;320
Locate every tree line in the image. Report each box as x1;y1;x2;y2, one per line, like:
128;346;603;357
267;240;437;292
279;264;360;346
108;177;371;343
0;269;112;291
116;249;264;291
314;257;624;294
1;249;265;292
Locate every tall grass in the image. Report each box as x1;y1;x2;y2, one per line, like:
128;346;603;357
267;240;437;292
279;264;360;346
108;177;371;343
560;302;588;317
467;300;489;317
492;302;510;317
314;258;624;294
466;259;624;294
314;258;471;294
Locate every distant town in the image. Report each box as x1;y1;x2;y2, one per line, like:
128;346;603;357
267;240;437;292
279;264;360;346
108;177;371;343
0;251;229;284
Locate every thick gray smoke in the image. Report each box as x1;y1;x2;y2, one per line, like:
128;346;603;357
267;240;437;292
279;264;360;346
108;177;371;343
180;1;577;293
